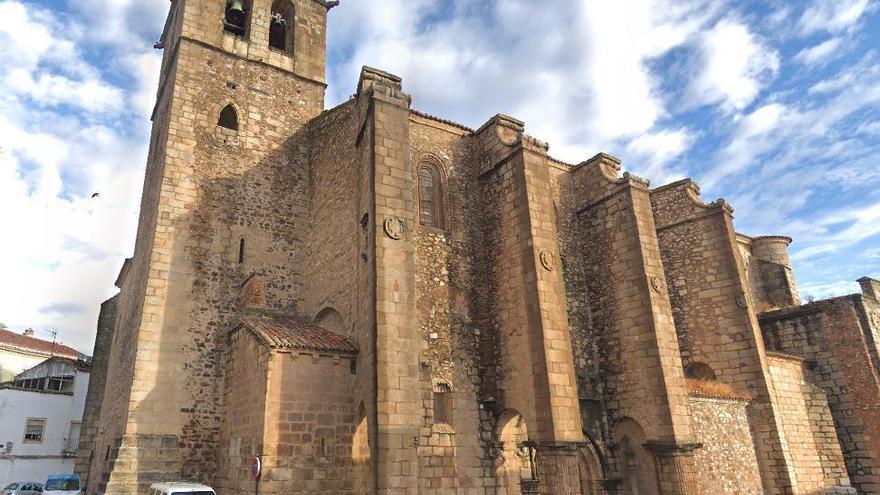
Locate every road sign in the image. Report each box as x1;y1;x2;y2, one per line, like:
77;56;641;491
249;456;261;480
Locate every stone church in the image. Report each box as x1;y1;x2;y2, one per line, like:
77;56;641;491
74;1;880;494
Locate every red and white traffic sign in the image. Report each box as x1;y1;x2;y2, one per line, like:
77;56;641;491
249;456;261;480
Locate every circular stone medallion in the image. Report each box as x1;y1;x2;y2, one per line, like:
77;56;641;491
650;275;665;293
384;216;405;240
540;249;556;271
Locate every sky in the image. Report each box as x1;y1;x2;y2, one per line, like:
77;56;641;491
0;0;878;354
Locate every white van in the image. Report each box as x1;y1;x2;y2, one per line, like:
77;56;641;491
149;482;216;495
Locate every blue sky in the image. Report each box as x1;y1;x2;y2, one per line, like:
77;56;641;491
0;0;878;353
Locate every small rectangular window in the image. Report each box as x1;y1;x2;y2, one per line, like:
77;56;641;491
24;418;46;443
433;383;453;426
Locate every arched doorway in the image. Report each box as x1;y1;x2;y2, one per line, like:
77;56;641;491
495;410;535;495
578;442;605;495
613;418;658;495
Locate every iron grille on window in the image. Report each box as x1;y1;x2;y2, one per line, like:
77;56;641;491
24;418;46;443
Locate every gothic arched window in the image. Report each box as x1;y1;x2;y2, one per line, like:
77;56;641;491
224;0;251;37
418;163;445;229
269;0;295;52
218;105;239;130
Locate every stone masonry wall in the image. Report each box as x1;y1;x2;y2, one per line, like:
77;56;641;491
688;395;762;495
362;69;423;495
409;113;494;495
133;37;324;481
88;2;332;487
857;278;880;379
751;237;800;310
760;297;880;494
301;99;361;338
179;0;329;84
563;154;693;448
215;327;270;495
261;349;358;495
651;179;796;495
765;354;833;494
75;295;118;492
302;95;379;495
85;34;179;491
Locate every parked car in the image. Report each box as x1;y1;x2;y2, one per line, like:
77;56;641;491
42;475;80;495
2;483;43;495
149;482;215;495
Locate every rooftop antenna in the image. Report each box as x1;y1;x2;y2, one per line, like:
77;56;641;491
49;329;58;356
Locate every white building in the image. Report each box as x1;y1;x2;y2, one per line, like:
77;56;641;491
0;327;82;382
0;358;90;486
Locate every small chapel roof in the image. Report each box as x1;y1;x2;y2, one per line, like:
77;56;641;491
237;311;357;354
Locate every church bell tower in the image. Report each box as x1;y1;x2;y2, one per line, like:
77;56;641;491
77;1;339;494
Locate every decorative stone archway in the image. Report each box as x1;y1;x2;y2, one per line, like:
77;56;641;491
495;410;536;495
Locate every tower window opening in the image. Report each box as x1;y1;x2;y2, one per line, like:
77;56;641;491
238;238;245;264
269;1;295;53
418;163;446;229
224;0;249;37
218;105;239;131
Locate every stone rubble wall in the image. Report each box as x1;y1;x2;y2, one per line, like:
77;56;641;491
688;395;762;495
563;156;692;443
409;114;495;495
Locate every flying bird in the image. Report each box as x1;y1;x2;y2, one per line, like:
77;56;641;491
91;192;100;198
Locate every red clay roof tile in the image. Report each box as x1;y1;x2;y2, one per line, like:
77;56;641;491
238;313;357;354
0;328;81;359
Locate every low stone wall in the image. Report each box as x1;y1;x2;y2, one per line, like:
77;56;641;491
689;395;763;495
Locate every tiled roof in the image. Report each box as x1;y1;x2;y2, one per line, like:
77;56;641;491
0;328;81;360
238;312;357;354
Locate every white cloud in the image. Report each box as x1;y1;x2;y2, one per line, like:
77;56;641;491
6;69;125;113
0;1;158;352
798;279;861;299
128;51;163;118
794;37;844;65
701;52;880;190
689;20;780;111
798;0;873;35
625;128;693;181
791;202;880;260
327;0;720;162
856;120;880;135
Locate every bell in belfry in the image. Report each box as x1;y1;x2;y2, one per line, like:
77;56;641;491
225;0;246;35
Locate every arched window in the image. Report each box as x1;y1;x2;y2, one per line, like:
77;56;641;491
223;0;251;37
218;105;238;130
237;237;245;264
433;381;453;426
314;307;345;336
684;362;717;381
418;163;445;229
269;0;294;52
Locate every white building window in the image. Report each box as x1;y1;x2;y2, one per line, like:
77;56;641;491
24;418;46;443
66;422;81;453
